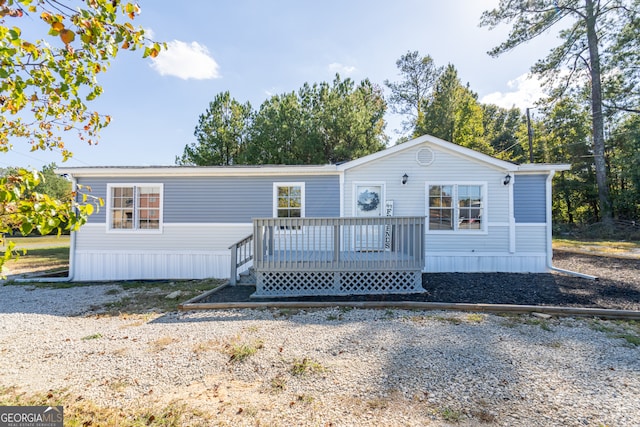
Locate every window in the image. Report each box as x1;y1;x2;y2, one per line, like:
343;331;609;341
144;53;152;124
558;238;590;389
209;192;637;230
273;183;304;228
427;183;484;232
108;184;162;231
428;185;453;230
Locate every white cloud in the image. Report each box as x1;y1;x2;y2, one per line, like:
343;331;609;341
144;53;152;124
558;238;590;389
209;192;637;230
480;74;545;110
150;40;220;80
143;27;155;40
328;62;357;76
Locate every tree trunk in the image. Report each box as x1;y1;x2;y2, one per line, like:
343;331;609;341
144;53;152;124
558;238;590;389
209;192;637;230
585;0;613;224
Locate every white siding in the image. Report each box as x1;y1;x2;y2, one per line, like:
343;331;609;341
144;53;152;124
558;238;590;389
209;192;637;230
74;251;231;280
343;143;510;222
344;142;530;270
343;143;509;253
424;254;547;273
75;223;252;251
72;223;252;280
425;226;509;252
515;224;548;253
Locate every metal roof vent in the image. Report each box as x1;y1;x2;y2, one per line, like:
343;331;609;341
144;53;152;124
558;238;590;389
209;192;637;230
416;147;435;166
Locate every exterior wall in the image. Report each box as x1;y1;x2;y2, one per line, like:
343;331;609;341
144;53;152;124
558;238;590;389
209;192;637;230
73;223;253;280
508;173;550;272
514;174;547;223
343;142;548;273
342;143;510;222
73;174;339;280
70;143;557;279
79;175;340;224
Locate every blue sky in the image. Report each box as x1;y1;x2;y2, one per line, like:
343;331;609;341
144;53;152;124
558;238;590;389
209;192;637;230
4;0;560;170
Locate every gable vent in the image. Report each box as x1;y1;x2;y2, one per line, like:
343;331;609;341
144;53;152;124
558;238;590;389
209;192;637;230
416;147;435;166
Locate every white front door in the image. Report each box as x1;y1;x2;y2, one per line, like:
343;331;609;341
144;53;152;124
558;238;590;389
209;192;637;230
354;184;385;250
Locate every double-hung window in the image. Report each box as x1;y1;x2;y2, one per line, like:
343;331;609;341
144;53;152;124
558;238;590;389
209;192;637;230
108;184;163;231
427;183;485;232
273;182;304;229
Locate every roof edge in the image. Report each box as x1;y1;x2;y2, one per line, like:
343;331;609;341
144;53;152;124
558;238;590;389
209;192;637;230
56;164;339;178
338;134;518;171
516;163;571;172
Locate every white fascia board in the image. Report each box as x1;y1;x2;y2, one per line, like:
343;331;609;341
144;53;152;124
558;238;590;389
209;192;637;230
338;134;518;172
56;164;339;178
516;163;571;172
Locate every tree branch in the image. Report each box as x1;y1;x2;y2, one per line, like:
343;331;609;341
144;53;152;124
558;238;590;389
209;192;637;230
603;101;640;114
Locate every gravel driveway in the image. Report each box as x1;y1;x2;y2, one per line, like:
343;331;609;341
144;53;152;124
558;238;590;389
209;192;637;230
1;251;639;426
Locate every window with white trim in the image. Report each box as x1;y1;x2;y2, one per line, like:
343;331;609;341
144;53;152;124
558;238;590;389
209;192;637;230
427;183;484;231
273;183;304;229
108;184;162;231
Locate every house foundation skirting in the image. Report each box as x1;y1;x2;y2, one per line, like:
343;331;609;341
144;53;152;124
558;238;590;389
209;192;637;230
73;250;231;281
252;270;423;298
423;253;547;273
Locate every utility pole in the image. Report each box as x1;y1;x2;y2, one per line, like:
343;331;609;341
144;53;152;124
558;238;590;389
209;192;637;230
526;107;534;163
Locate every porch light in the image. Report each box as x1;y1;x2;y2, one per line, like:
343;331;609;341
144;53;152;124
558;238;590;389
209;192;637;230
402;173;409;185
503;173;511;185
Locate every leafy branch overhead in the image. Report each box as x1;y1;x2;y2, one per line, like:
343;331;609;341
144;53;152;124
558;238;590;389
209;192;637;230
0;1;162;272
0;168;103;269
0;0;165;159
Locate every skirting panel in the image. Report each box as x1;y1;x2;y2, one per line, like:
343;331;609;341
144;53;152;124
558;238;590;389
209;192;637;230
253;270;423;298
424;254;547;273
73;251;231;281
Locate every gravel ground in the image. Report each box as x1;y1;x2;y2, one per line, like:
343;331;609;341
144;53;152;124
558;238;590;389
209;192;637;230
1;251;639;426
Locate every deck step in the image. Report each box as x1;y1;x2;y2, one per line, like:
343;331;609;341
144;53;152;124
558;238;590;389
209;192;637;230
237;268;256;284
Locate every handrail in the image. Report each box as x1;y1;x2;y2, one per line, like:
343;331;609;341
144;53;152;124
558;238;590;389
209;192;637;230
253;216;425;272
228;234;254;285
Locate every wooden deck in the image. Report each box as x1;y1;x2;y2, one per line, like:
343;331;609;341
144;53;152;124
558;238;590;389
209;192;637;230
245;217;425;298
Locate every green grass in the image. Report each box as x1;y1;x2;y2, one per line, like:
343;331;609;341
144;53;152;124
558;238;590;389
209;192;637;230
99;279;225;314
2;246;69;276
440;407;463;423
2;235;70;249
553;238;640;257
290;357;325;376
227;340;264;363
588;320;640;347
81;333;103;341
614;333;640;346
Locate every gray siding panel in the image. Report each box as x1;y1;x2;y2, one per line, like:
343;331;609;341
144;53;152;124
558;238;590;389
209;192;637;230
514;174;547;223
78;175;339;224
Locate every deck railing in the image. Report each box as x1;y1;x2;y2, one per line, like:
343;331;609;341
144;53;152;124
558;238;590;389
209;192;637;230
228;233;253;285
253;216;425;272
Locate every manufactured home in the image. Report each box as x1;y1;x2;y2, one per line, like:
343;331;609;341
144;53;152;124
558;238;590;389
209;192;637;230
58;134;569;297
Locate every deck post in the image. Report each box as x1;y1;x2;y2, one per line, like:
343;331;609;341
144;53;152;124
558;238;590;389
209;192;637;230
229;243;238;285
333;222;340;263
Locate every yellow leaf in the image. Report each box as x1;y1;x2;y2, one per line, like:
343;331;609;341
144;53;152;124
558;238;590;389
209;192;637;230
149;48;159;58
52;22;64;32
60;29;75;45
121;40;130;49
